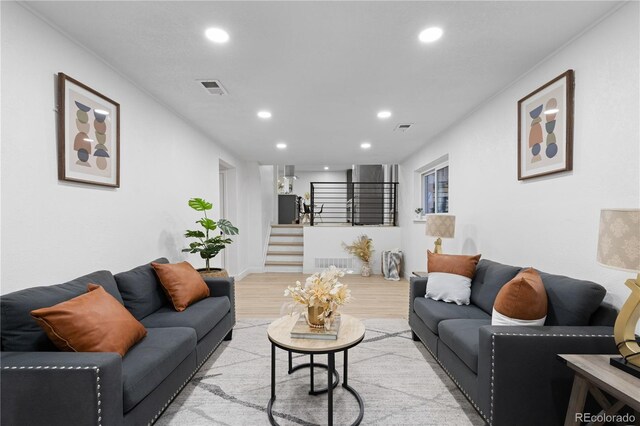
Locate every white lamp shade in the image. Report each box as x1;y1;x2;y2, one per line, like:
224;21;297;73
597;209;640;272
425;214;456;238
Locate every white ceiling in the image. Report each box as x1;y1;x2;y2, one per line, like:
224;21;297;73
26;1;619;166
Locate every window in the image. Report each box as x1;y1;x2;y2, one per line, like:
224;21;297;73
422;164;448;213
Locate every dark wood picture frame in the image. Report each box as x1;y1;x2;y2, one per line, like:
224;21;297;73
58;73;120;187
517;70;574;180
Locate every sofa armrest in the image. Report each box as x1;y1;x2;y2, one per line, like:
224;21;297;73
409;277;428;315
477;325;616;426
204;277;235;320
1;351;122;426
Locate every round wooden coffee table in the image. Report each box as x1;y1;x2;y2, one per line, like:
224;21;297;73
267;314;365;426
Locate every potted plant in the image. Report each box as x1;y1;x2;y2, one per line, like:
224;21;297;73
342;235;374;277
182;197;239;278
414;207;424;220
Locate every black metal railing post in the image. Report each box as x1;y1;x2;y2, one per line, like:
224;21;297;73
310;184;315;226
351;182;355;226
393;182;398;226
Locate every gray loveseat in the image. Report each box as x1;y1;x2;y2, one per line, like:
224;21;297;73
409;259;618;426
0;257;235;426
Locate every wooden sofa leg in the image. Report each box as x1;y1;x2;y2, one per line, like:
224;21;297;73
412;331;420;342
224;330;233;341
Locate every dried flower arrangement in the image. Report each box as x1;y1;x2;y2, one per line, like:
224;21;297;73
342;234;374;263
284;266;352;330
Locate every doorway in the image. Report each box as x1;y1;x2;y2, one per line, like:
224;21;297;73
218;169;227;270
218;159;237;274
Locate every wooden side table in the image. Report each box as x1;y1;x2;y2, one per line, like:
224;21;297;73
559;354;640;426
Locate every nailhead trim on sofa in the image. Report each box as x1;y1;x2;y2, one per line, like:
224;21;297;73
2;365;102;425
489;332;614;425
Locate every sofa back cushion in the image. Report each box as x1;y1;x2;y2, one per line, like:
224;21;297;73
538;271;606;326
114;258;169;320
0;270;122;351
470;259;521;315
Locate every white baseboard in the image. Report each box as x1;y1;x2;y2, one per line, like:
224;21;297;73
234;267;264;280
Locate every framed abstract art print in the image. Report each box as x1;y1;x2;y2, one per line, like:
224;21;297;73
57;73;120;187
517;70;574;180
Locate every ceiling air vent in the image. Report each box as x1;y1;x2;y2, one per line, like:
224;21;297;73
394;123;413;132
197;80;228;96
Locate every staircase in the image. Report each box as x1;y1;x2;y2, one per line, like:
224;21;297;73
264;224;304;272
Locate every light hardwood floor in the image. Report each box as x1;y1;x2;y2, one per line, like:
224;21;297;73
236;273;409;319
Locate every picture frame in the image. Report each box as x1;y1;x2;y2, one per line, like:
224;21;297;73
57;73;120;187
517;70;574;180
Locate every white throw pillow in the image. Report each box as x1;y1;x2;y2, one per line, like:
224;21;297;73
425;272;472;305
491;308;546;326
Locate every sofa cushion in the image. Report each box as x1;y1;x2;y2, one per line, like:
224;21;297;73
438;319;491;374
115;258;169;320
122;327;197;413
413;297;490;335
539;271;606;326
31;284;147;356
470;259;522;315
141;296;231;340
1;270;123;352
151;261;210;312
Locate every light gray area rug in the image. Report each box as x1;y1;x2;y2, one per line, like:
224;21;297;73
157;319;484;425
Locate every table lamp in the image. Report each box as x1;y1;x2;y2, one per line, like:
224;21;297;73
425;214;456;254
597;208;640;378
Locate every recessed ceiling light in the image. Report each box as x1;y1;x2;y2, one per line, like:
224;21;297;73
205;27;230;44
324;166;329;170
419;27;443;43
94;109;109;115
361;142;372;149
377;111;392;119
83;138;94;142
257;111;272;119
544;108;559;115
276;143;287;149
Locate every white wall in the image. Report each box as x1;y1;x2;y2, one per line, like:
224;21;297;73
259;165;277;262
293;170;347;199
0;2;261;293
304;226;402;275
400;3;639;309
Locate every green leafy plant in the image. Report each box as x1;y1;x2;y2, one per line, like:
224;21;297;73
182;197;239;271
415;207;424;215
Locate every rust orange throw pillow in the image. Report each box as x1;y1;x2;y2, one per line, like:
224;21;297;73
427;251;481;279
151;261;210;311
492;268;548;326
31;284;147;356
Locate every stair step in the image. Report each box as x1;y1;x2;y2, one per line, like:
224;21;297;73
270;233;303;237
270;236;303;243
265;261;303;266
264;264;303;273
271;224;303;228
269;242;304;246
267;251;304;256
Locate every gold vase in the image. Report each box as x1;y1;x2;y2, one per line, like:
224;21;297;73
307;305;325;328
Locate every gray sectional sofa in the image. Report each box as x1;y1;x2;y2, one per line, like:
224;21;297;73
0;257;235;426
409;259;618;426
